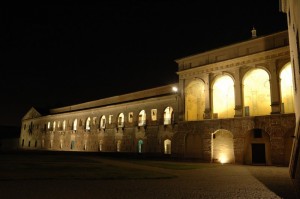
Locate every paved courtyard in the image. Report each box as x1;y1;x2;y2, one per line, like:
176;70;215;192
0;152;299;199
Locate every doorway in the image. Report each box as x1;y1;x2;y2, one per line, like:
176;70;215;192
252;143;266;164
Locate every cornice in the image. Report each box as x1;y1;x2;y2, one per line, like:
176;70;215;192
177;47;290;79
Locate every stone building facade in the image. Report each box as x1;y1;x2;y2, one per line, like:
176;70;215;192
280;0;300;190
20;30;295;166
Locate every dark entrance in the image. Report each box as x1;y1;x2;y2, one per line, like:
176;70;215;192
252;143;266;164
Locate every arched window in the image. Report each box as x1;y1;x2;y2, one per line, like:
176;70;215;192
73;119;78;131
164;139;171;154
185;80;205;121
117;140;121;152
243;69;271;116
138;110;146;126
53;121;56;131
100;115;106;129
86;117;91;131
212;75;235;119
99;140;103;151
163;107;173;125
63;120;66;131
118;113;125;127
280;62;294;113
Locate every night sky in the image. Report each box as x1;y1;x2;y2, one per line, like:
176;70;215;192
2;1;287;127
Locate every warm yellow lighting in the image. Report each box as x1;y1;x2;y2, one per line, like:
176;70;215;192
219;154;228;164
213;75;235;118
185;80;205;121
280;63;294;113
172;86;178;92
243;69;270;116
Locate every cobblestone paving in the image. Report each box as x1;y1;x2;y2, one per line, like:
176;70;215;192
0;153;298;199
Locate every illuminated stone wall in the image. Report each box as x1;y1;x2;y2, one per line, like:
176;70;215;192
173;114;295;165
20;85;178;154
20;30;296;166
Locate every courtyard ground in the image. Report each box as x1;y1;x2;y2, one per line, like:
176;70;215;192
0;151;299;199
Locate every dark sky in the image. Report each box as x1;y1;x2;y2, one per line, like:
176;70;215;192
2;1;287;126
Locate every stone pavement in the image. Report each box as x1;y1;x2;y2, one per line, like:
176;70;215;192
0;153;299;199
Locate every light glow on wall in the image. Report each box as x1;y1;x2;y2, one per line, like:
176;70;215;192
211;130;235;164
212;75;235;118
243;69;270;116
185;80;205;120
280;63;294;113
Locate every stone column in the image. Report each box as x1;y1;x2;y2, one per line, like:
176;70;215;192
269;60;281;114
203;73;212;119
234;68;243;117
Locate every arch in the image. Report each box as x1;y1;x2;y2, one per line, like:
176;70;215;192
185;79;205;121
63;120;66;131
53;121;56;131
117;113;125;127
100;115;106;129
244;128;271;165
138;110;146;126
185;133;202;159
163;106;174;125
99;140;103;151
280;62;294;113
243;68;271;116
47;122;51;130
73;119;77;131
85;117;91;131
211;129;235;163
164;139;171;154
138;139;143;153
116;140;121;152
212;75;235;119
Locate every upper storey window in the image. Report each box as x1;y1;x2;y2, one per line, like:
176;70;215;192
118;113;124;127
73;119;78;131
163;107;173;125
100;115;106;129
138;110;146;126
86;117;91;131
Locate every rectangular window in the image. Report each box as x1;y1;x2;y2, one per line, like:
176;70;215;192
109;115;113;124
151;109;157;121
253;129;262;138
128;112;133;123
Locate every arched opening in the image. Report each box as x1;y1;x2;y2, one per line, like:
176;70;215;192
138;139;143;153
243;69;271;116
280;62;294;113
211;129;235;163
85;117;91;131
99;140;103;151
117;140;121;152
212;75;235;119
185;80;205;121
138;110;146;126
117;113;125;127
163;106;173;125
73;119;78;131
100;115;106;129
63;120;66;131
164;139;171;154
